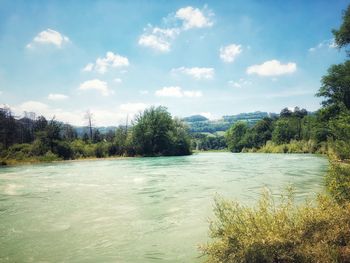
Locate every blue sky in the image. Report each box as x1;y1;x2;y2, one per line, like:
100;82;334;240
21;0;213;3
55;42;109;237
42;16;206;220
0;0;348;125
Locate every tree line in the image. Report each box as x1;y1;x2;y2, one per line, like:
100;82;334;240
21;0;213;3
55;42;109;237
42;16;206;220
0;106;191;164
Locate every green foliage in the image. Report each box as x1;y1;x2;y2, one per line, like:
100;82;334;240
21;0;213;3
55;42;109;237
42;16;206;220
54;141;74;160
256;140;320;154
332;5;350;52
0;105;192;163
317;61;350;110
326;161;350;204
201;191;350;263
192;133;227;151
94;142;108;158
226;121;248;152
272;118;299;144
132;106;191;156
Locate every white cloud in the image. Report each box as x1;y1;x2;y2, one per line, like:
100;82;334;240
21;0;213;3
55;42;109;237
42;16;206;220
26;29;70;48
228;78;252;88
155;86;202;98
79;79;113;96
83;52;129;74
220;44;242;63
175;6;213;30
138;6;214;52
48;93;69;100
119;103;148;113
183;90;203;97
19;101;49;112
171;67;214;80
308;39;337;52
246;60;297;76
0;91;2;95
138;34;170;52
114;78;122;84
155;86;183;97
138;27;180;52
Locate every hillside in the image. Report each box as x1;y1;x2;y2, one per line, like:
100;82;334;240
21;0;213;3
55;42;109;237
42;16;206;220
182;111;278;134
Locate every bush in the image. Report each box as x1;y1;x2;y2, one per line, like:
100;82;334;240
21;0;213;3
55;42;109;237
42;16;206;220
54;141;73;160
201;190;350;263
326;161;350;203
94;143;108;158
37;151;60;162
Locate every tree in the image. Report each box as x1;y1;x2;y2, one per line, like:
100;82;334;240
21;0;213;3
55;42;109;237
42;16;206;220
84;110;93;141
251;117;274;147
0;107;18;149
332;5;350;53
280;107;292;118
317;61;350;110
132;106;191;156
92;129;102;143
225;121;248;152
272;118;297;144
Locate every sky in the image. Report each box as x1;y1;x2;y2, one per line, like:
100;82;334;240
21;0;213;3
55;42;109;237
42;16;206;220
0;0;349;126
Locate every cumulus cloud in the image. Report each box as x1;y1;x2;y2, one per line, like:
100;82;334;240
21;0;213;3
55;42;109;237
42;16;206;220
83;51;129;74
308;39;337;52
138;6;214;52
26;29;70;48
155;86;202;98
48;93;69;100
79;79;113;96
138;27;180;52
246;60;297;76
175;6;213;30
220;44;242;63
171;67;214;80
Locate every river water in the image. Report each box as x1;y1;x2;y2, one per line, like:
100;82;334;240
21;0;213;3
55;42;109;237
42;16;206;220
0;153;328;262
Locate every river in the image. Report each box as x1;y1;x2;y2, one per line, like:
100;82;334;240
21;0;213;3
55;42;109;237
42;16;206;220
0;153;328;262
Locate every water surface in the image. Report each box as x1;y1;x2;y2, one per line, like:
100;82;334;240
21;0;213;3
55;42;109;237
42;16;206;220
0;153;328;262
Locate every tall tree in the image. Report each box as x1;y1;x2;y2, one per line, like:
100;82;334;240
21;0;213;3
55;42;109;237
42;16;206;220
84;110;93;141
332;5;350;53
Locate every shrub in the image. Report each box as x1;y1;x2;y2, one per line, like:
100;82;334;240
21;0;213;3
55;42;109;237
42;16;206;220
38;151;60;162
94;143;108;158
201;190;350;263
54;141;73;160
326;161;350;203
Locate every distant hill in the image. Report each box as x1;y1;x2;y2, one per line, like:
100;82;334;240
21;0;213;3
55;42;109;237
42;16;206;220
74;112;279;136
182;115;209;122
182;112;278;134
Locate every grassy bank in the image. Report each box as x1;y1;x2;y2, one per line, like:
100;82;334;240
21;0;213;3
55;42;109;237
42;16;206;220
201;158;350;262
242;140;328;154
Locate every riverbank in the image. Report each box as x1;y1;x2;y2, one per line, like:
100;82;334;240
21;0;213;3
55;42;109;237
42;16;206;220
201;155;350;262
0;154;133;167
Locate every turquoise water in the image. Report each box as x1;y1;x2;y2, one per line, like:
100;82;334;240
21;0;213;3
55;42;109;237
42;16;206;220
0;153;328;262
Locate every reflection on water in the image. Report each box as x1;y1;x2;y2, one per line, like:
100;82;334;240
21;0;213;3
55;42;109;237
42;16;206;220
0;153;328;262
